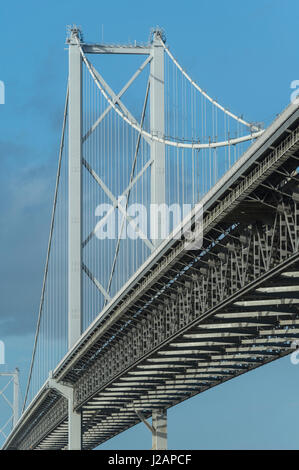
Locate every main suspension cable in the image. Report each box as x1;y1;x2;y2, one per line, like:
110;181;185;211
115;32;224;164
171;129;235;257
160;38;259;131
78;42;264;150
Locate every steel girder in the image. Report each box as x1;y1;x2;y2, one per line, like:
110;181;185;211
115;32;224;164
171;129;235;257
5;110;299;450
15;181;299;449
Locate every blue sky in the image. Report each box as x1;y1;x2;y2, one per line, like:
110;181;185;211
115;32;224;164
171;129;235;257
0;0;299;449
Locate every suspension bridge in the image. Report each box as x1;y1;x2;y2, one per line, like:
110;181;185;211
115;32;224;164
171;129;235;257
2;25;299;450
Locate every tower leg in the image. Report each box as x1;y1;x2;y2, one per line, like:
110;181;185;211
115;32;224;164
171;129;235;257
68;26;82;349
150;31;165;246
67;26;82;450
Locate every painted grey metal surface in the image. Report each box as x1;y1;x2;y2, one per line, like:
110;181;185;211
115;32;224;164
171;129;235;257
67;27;83;448
82;44;151;55
4;111;299;449
52;102;299;381
53;107;299;384
48;374;81;450
68;28;83;349
150;31;165;246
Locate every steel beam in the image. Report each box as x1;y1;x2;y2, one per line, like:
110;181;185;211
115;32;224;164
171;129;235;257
82;44;151;55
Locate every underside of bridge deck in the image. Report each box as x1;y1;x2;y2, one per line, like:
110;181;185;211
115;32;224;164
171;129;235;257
5;106;299;450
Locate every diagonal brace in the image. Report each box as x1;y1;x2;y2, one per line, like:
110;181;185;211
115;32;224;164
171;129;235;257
83;55;152;144
135;409;155;434
83;158;153;250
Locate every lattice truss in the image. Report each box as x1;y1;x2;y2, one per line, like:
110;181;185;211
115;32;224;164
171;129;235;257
18;159;299;451
74;196;299;408
25;30;265;408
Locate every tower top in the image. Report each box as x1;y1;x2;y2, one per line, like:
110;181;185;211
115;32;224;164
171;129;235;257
66;25;84;44
150;27;166;44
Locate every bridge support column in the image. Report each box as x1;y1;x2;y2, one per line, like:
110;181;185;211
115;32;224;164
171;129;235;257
48;373;82;450
67;391;82;450
150;30;165;247
152;409;167;450
135;408;167;450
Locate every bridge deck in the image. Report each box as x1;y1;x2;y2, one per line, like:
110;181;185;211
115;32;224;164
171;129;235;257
4;102;299;450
